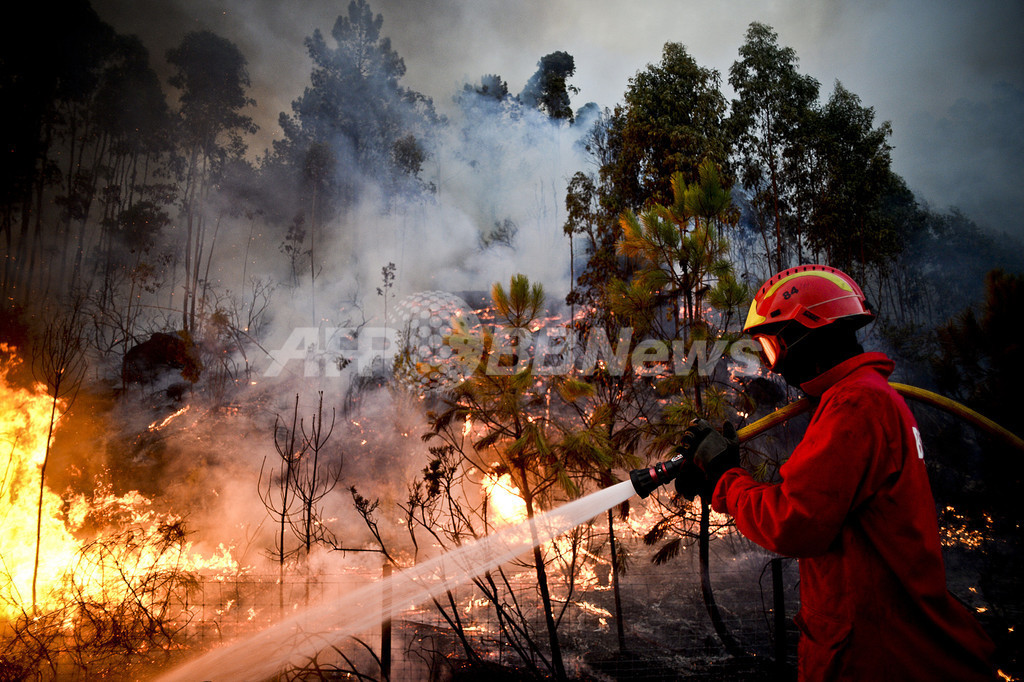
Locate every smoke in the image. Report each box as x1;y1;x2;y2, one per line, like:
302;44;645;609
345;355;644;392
90;0;1024;238
89;80;594;565
0;61;580;577
898;82;1024;232
34;0;1024;569
220;103;588;362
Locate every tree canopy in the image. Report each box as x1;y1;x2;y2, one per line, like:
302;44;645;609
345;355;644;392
520;51;579;121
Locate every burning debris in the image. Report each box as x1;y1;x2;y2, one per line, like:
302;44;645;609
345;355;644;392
0;349;240;677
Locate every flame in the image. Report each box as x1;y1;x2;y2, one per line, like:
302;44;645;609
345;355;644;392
576;600;612;619
479;473;604;592
482;473;527;526
0;349;78;617
148;404;191;431
0;347;237;623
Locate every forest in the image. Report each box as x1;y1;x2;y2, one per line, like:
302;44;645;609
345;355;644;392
1;0;1023;679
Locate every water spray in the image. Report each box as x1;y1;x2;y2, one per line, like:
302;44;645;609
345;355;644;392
628;382;1024;497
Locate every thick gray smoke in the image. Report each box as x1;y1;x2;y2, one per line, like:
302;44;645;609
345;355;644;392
91;0;1024;237
89;35;597;566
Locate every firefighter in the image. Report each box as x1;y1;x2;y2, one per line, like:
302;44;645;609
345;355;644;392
679;264;997;680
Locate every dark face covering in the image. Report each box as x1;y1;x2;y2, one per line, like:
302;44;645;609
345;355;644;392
773;323;864;389
776;347;821;387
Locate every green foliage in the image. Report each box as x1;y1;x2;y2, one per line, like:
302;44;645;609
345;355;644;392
520;51;579;121
426;273;632;680
492;274;544;330
727;22;820;270
428;274;641;511
610;43;729;211
727;22;908;278
799;83;896;271
564;43;730;336
614;159;742;340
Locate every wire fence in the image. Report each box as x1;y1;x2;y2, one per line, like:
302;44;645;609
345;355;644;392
182;537;801;681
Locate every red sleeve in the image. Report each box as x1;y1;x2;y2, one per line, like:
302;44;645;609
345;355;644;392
712;389;889;558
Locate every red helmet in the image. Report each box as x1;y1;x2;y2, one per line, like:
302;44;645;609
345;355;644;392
744;265;873;367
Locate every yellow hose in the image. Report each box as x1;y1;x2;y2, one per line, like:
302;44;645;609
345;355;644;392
736;383;1024;453
736;398;813;443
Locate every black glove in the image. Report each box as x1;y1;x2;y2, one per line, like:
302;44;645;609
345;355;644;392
683;418;740;498
672;446;703;501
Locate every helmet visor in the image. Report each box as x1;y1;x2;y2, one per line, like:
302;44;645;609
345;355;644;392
754;334;782;369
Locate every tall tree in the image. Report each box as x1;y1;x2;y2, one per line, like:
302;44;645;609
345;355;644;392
608;42;729;213
166;30;256;332
275;0;436;213
91;34;175;308
728;22;819;272
520;51;578;121
798;82;895;275
0;0;117;301
565;43;729;331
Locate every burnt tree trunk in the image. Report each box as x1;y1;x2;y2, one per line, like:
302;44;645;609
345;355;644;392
608;507;626;652
522;481;567;682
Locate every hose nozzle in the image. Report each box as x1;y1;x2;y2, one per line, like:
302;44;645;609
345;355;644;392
629;452;686;499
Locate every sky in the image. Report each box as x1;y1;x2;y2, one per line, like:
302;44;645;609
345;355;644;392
90;0;1024;238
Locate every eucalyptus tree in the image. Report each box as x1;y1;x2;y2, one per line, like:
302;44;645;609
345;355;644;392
166;30;256;333
565;43;730;330
91;35;175;313
797;83;897;276
0;1;153;301
608;42;730;213
728;22;819;272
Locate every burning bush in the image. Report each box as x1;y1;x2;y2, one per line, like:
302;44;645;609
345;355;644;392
0;348;237;679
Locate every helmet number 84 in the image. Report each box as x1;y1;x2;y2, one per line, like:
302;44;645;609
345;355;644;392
782;286;799;300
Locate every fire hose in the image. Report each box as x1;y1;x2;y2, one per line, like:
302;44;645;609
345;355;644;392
630;383;1024;497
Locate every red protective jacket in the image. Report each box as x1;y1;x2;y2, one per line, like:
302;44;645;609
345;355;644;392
713;352;996;681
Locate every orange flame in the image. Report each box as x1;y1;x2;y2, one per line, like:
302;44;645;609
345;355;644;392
482;473;527;526
0;348;77;617
0;347;237;622
148;404;191;431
